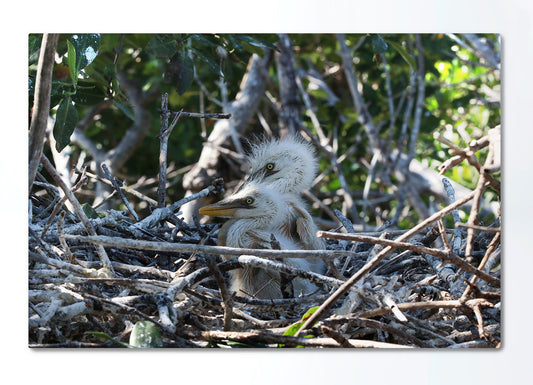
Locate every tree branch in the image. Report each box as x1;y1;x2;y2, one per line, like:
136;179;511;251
29;34;59;193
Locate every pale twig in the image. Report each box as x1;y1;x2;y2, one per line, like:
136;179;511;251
63;234;361;260
157;94;173;208
235;255;357;291
101;163;139;221
168;111;232;120
56;212;73;263
177;329;413;349
442;178;463;254
29;250;101;278
358;298;493;319
320;325;356;348
336;34;380;152
455;222;500;233
207;257;234;331
295;185;488;336
79;169;158;207
317;230;498;287
461;232;501;301
29;33;59;192
128;181;222;235
41;154;114;276
435;131;500;192
320;316;432;348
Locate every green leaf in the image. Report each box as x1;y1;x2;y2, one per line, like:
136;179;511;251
370;34;388;54
71;81;106;105
114;101;136;121
53;96;79;152
67;40;77;86
279;306;319;348
189;47;223;77
28;34;42;65
385;38;417;71
145;34;177;58
70;34;101;70
81;203;99;219
86;331;131;348
235;34;280;53
164;50;194;95
129;321;163;348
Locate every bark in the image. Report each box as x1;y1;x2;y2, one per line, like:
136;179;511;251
180;53;272;223
29;34;59;193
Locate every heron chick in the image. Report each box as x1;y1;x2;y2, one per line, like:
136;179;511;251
199;181;320;299
240;134;326;253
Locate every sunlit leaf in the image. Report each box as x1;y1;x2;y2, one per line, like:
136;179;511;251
129;320;163;348
279;306;319;348
70;34;101;74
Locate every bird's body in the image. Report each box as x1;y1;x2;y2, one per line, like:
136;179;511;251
199;182;319;299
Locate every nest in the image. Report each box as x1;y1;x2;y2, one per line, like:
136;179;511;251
28;157;501;349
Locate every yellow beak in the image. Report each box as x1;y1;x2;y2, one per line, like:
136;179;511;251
198;202;238;217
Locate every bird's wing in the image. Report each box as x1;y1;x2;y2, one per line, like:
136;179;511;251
245;229;276;249
290;201;326;250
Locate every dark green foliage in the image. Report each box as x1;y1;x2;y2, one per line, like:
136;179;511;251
53;96;78;152
29;33;500;227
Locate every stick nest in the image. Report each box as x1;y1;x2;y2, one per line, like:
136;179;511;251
29;165;500;349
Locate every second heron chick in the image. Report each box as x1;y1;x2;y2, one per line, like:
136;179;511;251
199;181;321;299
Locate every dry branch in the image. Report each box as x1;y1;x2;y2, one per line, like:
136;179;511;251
29;34;59;192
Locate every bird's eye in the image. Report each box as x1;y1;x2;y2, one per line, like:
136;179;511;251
245;197;254;205
265;162;274;171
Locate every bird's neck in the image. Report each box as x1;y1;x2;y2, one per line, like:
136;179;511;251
222;217;274;249
218;219;238;247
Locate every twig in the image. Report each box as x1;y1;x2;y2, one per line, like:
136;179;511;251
442;178;463;255
336;34;380;152
79;168;158;207
29;33;59;192
168;111;232;120
358;298;493;319
321;316;432;348
41;154;114;276
435;131;500;192
320;325;356;348
176;329;413;348
317;231;498;286
455;223;500;233
235;255;356;291
29;250;100;277
461;232;501;301
56;212;74;263
128;180;222;234
207;257;234;331
101;163;139;221
276;33;302;136
295;185;488;336
157;94;172;208
63;234;363;260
